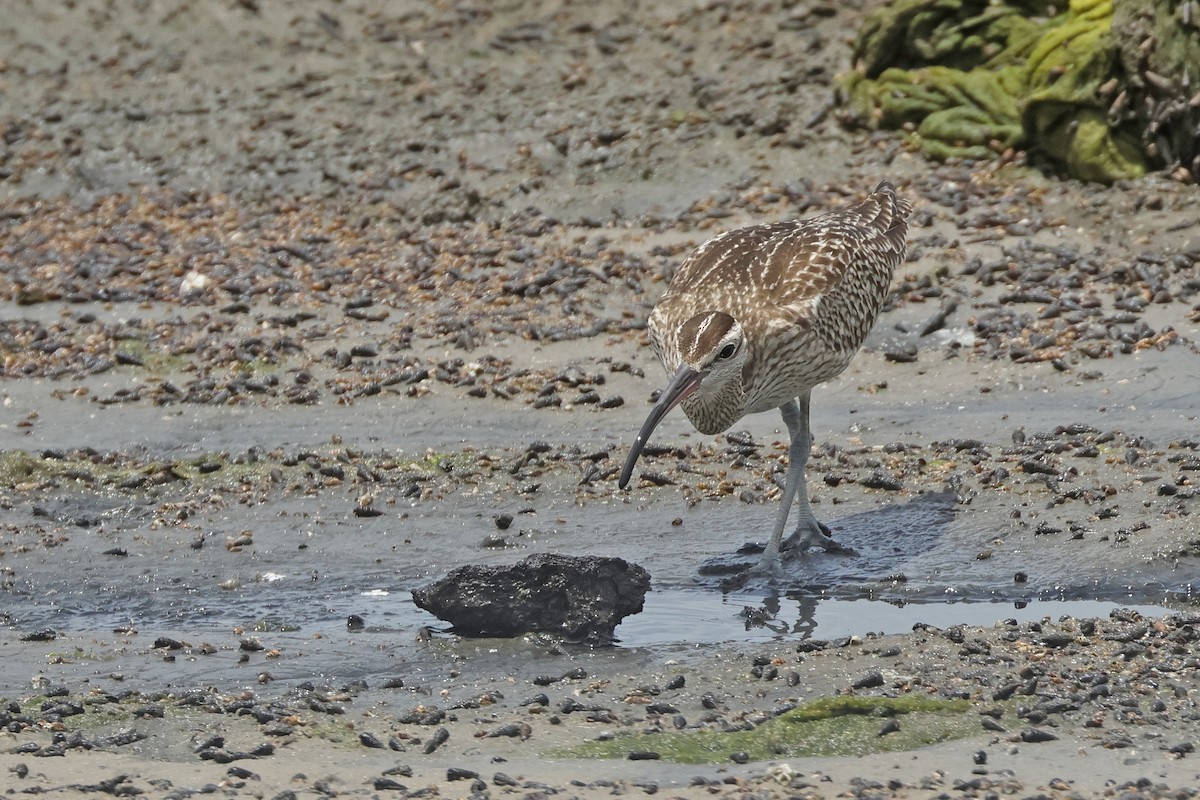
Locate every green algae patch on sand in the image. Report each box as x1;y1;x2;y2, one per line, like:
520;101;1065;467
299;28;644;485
0;450;47;485
554;695;975;764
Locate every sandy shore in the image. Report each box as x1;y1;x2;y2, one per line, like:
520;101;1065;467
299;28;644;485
2;0;1200;797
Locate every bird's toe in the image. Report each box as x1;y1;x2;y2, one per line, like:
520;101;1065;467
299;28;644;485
783;519;855;557
745;553;784;580
816;537;859;557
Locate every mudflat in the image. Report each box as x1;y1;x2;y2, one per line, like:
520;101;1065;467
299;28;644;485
1;1;1199;798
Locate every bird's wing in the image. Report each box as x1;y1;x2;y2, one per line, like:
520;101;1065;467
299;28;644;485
662;183;910;325
771;186;910;307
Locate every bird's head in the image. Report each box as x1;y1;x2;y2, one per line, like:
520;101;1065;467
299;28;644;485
618;311;746;489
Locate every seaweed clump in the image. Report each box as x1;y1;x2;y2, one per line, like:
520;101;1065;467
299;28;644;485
840;0;1200;184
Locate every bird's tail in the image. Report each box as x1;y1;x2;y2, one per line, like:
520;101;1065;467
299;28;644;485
865;180;911;254
873;180;913;219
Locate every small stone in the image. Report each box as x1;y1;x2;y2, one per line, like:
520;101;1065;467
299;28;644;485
373;778;407;790
359;732;385;749
852;669;885;689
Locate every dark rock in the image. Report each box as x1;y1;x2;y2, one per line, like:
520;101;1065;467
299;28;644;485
852;669;885;689
411;553;650;643
423;727;449;754
860;471;903;491
486;723;525;738
359;732;385;749
397;707;445;726
373;778;407;790
1041;632;1075;648
883;343;918;362
993;682;1021;701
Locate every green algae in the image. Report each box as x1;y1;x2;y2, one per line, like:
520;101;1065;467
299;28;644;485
839;0;1198;182
0;450;46;485
108;338;189;374
44;645;118;664
554;695;975;764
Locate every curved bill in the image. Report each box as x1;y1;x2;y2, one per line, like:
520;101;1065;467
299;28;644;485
618;363;704;489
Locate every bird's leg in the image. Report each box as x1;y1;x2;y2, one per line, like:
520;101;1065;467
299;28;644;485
781;393;858;556
752;397;808;575
753;394;854;575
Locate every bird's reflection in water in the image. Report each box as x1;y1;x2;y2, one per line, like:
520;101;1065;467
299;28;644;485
736;591;820;639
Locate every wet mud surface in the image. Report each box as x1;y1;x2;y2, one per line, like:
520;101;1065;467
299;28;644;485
2;0;1200;797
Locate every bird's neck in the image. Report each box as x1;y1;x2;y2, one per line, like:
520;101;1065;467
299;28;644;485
681;381;746;436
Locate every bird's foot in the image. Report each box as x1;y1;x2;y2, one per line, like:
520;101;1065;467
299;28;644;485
814;536;859;557
735;551;784;585
782;518;858;558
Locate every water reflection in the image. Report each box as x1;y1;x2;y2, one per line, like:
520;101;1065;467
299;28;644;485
616;588;1193;646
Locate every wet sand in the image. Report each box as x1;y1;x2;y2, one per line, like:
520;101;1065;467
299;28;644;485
2;0;1200;797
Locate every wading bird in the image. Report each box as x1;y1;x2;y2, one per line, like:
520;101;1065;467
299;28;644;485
619;181;911;575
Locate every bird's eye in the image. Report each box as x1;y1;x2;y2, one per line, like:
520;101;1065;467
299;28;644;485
718;343;737;360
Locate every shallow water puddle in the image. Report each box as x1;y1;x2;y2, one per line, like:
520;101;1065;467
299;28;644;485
616;590;1182;646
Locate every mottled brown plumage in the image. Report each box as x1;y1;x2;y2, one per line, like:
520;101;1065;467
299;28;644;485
620;180;912;575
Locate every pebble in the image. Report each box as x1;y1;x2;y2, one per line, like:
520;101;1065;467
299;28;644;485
359;731;385;749
423;728;450;754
